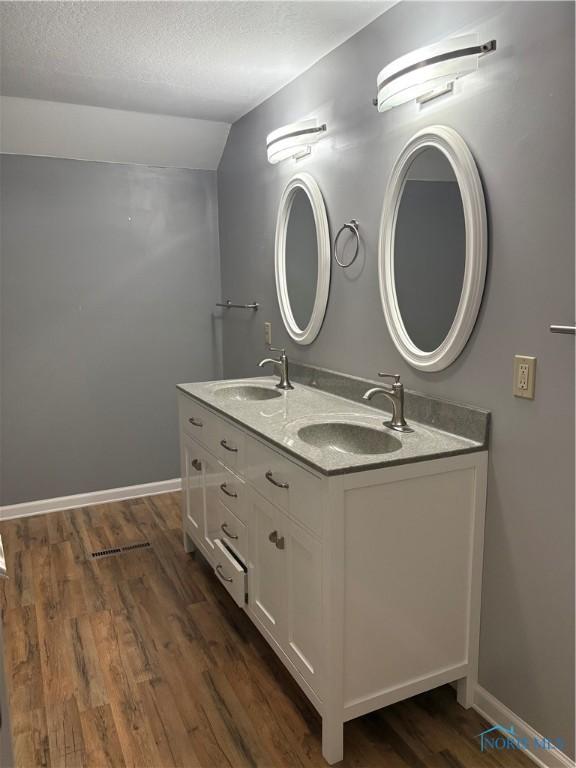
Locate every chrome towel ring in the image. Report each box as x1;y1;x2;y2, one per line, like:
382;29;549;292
334;219;360;268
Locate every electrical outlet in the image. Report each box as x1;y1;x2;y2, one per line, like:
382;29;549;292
264;322;272;346
518;363;529;390
513;355;536;399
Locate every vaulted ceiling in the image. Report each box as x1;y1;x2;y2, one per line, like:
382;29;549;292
0;1;394;123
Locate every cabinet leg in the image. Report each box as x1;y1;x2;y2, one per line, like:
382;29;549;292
322;716;343;765
183;531;196;555
456;676;475;709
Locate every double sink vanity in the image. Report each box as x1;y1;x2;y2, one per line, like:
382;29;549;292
178;360;489;764
179;116;492;764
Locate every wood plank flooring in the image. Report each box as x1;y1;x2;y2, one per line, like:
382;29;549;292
0;492;534;768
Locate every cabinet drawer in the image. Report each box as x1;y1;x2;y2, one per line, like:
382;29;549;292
211;418;245;474
213;539;247;608
179;395;213;446
214;499;247;562
245;436;322;536
215;464;247;522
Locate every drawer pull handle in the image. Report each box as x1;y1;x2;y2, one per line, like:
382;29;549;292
220;483;238;499
275;536;285;551
191;459;202;471
268;530;278;544
215;564;233;583
220;439;238;453
221;523;238;540
265;470;289;489
188;417;203;427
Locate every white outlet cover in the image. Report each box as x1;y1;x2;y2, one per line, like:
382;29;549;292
513;355;536;399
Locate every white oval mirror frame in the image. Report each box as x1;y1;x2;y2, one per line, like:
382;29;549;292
379;125;487;371
275;172;331;345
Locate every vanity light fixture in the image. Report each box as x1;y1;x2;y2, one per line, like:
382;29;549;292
266;119;327;164
374;34;496;112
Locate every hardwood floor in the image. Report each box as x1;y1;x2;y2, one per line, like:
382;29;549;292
0;493;533;768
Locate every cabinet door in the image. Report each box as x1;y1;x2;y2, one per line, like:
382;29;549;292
249;491;286;642
285;521;322;692
182;437;205;538
202;454;224;556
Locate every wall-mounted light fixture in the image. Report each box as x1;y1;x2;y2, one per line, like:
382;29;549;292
374;34;496;112
266;119;327;164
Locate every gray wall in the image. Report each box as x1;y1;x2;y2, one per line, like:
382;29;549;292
218;1;575;756
1;155;222;505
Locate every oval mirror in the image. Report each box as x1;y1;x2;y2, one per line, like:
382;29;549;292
379;126;487;371
275;173;330;345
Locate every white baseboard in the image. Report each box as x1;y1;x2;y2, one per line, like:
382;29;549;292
0;478;182;520
473;685;575;768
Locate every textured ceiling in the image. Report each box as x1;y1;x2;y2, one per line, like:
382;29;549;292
0;1;394;123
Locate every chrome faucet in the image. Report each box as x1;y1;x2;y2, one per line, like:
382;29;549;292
363;373;413;432
258;347;294;390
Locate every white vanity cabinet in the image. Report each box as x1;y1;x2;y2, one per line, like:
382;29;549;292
178;390;487;765
181;435;220;561
249;491;289;637
181;435;204;537
247;485;323;695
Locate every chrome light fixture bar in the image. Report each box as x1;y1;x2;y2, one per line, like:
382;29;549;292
266;119;327;164
375;34;496;112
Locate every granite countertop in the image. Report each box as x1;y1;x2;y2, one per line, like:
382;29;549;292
177;376;486;476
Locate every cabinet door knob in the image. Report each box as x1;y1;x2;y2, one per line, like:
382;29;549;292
220;439;238;453
191;459;202;471
220;483;238;499
275;536;285;550
265;470;289;489
221;523;238;540
268;530;278;544
188;417;203;427
215;564;233;583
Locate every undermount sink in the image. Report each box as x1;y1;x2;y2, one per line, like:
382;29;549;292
213;384;282;402
298;421;402;455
